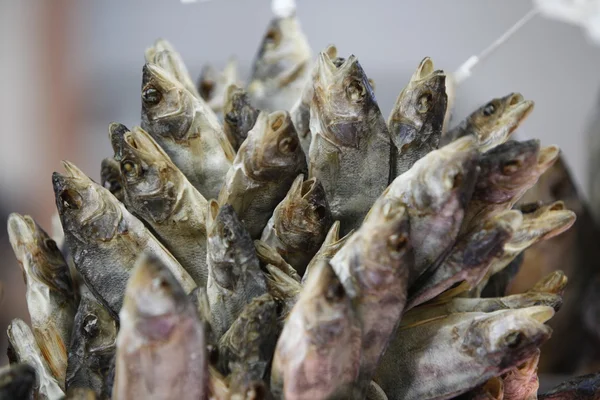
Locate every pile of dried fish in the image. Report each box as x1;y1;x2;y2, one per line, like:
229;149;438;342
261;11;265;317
2;6;599;400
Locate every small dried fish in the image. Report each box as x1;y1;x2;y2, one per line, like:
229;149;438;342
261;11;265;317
501;349;539;400
538;372;600;399
0;363;37;400
380;136;479;285
7;213;76;388
260;174;332;275
271;259;362;400
218;110;307;239
7;319;64;400
99;158;123;203
112;254;207;400
442;93;534;151
223;85;260;151
330;199;413;390
198;59;239;114
309;49;391;235
53;161;196;317
110;123;210;287
301;220;352;284
206;201;268;338
65;285;117;397
387;57;448;178
376;307;554;400
248;14;312;111
141;63;235;199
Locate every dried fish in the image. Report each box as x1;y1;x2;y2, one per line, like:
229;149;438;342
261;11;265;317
110;123;210;287
301;220;352;284
99;158;123;203
309;49;391;235
7;213;76;388
260;174;332;275
218;110;307;239
7;319;64;400
112;254;207;400
198;59;239;114
140;63;235;199
254;240;301;282
271;259;361;400
376;307;554;400
64;387;97;400
223;85;260;151
538;372;600;399
53;161;196;317
442;93;534;151
206;201;268;338
387;57;448;178
0;363;37;400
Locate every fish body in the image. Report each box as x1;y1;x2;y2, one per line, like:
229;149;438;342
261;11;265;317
219;110;307;239
198;58;240;115
387;57;448;178
53;161;196;317
110;123;210;286
375;307;553;400
112;255;207;400
7;319;64;400
308;50;391;235
260;174;332;275
100;158;124;203
271;260;362;400
223;85;260;151
7;213;77;388
141;63;235;199
206;201;268;338
0;363;37;400
248;15;312;111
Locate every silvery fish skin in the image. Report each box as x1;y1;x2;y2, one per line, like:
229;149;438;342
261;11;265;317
198;58;240;114
52;161;196;317
290;44;340;156
380;136;479;285
387;57;448;178
538;372;600;399
406;210;521;310
7;319;64;400
456;377;504;400
330;199;413;389
100;158;124;203
501;349;539;400
218;293;279;382
110;123;210;287
442;93;534;151
260;174;332;276
309;50;391;235
7;213;76;388
223;85;260;151
144;38;201;100
0;363;37;400
113;255;207;400
460;140;559;233
140;63;235;199
375;306;554;400
301;221;352;284
248;15;312;111
65;286;117;397
64;387;97;400
206;201;268;338
218;110;307;239
271;260;362;400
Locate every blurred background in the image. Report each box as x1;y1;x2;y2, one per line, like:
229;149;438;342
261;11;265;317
1;0;599;390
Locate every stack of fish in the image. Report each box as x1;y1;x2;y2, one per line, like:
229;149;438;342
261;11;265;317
2;6;599;400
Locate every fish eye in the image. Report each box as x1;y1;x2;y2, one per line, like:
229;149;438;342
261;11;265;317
82;314;99;338
483;102;496;117
387;234;408;256
142;86;162;106
502;160;521;175
314;206;328;221
120;160;138;178
504;331;525;348
44;239;59;252
225;112;238;126
278;137;298;154
59;189;83;210
222;226;234;241
346;79;366;102
417;92;433;113
325;281;345;302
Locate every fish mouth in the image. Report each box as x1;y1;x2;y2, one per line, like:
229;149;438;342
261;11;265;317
531;270;568;294
267;110;292;137
316;50;338;83
109;122;131;160
411;57;445;82
520;305;555;323
501;93;534;132
52;162;92;213
7;213;36;248
536;145;560;170
529;208;576;241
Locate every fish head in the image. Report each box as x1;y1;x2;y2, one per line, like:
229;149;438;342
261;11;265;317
198;64;218;101
390;57;447;149
110;123;181;223
141;63;195;142
100;158;123;202
122;254;189;340
466;93;534;151
530;270;568;295
207;202;252;290
53;161;121;242
510;201;576;250
7;213;73;295
312;52;379;149
223;85;259;141
244;110;306;180
463;307;553;369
